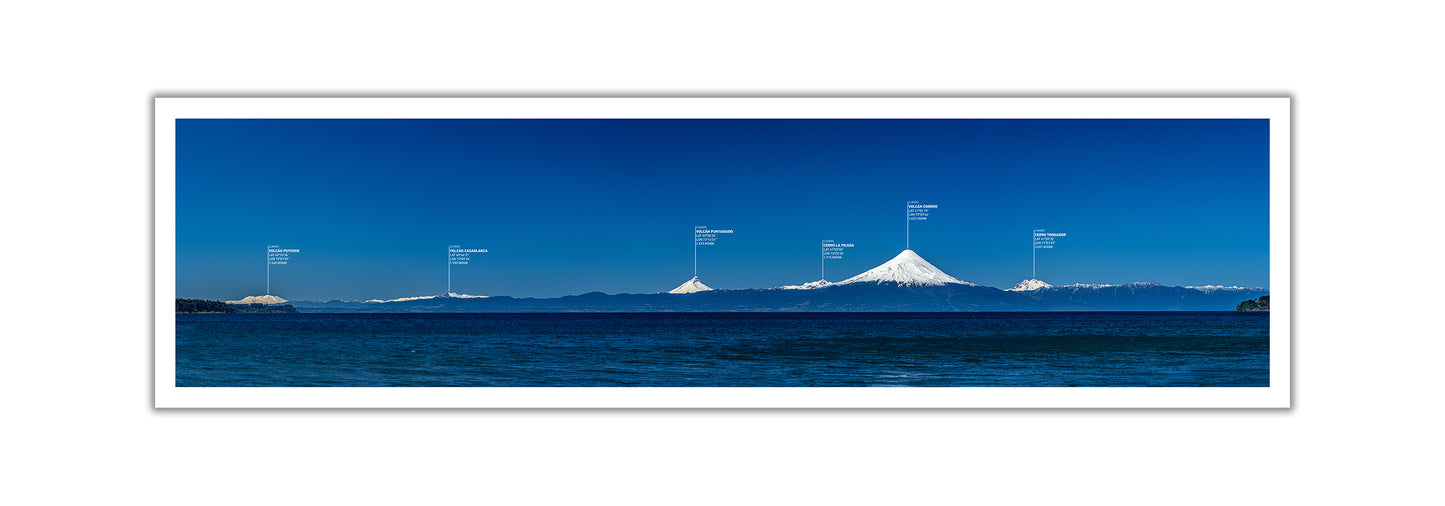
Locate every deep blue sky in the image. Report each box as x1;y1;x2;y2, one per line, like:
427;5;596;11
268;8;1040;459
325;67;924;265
176;118;1269;300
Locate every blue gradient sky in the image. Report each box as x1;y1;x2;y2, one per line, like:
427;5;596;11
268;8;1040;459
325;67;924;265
176;118;1269;300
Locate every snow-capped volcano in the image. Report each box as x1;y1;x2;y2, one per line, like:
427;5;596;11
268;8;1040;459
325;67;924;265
225;294;288;305
777;279;835;290
1006;279;1053;291
837;250;976;287
669;276;713;294
362;293;489;304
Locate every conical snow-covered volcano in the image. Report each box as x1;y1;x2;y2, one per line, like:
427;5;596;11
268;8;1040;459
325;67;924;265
838;249;976;287
668;276;713;294
1006;279;1053;291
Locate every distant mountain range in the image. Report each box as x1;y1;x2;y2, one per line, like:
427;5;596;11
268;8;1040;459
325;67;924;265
259;249;1266;313
1017;282;1267;311
282;283;1264;313
179;298;298;313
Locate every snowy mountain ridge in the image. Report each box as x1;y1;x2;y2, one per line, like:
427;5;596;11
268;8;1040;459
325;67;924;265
1054;282;1162;289
1185;285;1265;293
225;294;288;305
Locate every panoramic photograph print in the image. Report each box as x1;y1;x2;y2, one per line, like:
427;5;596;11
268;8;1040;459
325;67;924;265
156;98;1289;407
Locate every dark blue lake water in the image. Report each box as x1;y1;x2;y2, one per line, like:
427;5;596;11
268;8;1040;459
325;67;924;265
174;312;1269;387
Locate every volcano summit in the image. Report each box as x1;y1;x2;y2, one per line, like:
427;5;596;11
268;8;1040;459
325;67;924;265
836;249;976;287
